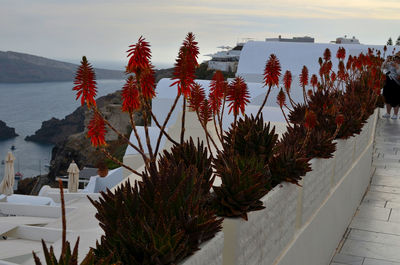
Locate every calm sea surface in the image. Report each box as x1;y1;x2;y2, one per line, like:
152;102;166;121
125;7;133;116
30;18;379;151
0;79;124;182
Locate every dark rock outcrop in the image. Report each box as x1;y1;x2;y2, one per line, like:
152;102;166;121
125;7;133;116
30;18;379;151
0;51;124;83
25;107;85;144
43;90;143;179
0;120;18;140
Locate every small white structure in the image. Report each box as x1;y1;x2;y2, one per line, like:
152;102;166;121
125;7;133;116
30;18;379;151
0;152;15;196
67;161;79;193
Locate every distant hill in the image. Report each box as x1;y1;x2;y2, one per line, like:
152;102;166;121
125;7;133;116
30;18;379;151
0;51;124;83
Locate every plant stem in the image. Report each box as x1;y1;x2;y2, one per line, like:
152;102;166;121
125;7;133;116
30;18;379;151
280;105;290;126
101;148;142;177
58;179;66;256
219;97;226;142
256;84;273;119
300;129;311;155
195;110;219;154
129;112;145;155
287;92;297;109
213;114;222;143
143;100;178;146
154;93;181;155
180;97;187;144
302;85;307;104
141;98;155;167
330;125;342;140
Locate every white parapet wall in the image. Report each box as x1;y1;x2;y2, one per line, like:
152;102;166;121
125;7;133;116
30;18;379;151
181;232;224;265
112;107;377;265
219;109;378;265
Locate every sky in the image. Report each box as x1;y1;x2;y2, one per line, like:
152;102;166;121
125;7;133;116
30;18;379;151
1;0;399;69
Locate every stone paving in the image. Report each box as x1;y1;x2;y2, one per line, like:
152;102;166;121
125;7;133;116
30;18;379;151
330;110;400;265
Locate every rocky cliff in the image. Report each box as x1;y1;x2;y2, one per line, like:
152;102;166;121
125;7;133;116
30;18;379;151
0;51;124;83
44;90;143;178
25;107;85;144
0;120;18;140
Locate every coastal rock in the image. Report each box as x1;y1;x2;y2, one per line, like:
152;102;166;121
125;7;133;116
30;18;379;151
45;90;143;179
0;120;18;140
25;107;85;144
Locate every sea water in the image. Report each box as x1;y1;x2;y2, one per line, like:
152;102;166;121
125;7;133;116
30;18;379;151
0;79;125;182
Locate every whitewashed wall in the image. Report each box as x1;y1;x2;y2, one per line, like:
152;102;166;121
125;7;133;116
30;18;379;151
186;109;377;265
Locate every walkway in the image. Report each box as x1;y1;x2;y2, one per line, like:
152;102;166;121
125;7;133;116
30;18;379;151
331;111;400;265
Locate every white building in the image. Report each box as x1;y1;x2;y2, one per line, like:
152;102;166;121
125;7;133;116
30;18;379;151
334;36;360;44
236;41;395;83
204;42;246;72
265;35;315;43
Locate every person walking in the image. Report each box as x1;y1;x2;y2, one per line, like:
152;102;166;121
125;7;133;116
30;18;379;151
382;52;400;119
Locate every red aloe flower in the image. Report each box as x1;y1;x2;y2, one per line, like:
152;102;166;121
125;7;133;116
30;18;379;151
323;48;331;61
337;61;346;80
209;70;227;113
346;55;353;70
189;82;206;112
73;56;97;108
126;36;152;74
307;89;313;98
304;110;317;130
283;70;292;93
354;56;362;70
121;76;140;113
310;74;318;88
87;112;107;147
171;32;200;98
300;66;309;87
264;54;281;88
199;99;213;126
277;88;286;108
330;72;337;82
227;76;250;115
336;47;346;60
326;61;333;73
335;114;345;127
139;67;156;99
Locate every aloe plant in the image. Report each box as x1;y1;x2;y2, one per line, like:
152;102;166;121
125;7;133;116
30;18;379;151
90;138;222;264
269;144;311;187
212;115;277;220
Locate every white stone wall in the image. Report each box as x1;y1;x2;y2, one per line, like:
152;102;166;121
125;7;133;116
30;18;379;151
301;157;334;225
181;232;224;265
221;183;298;265
333;137;356;186
215;109;377;265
